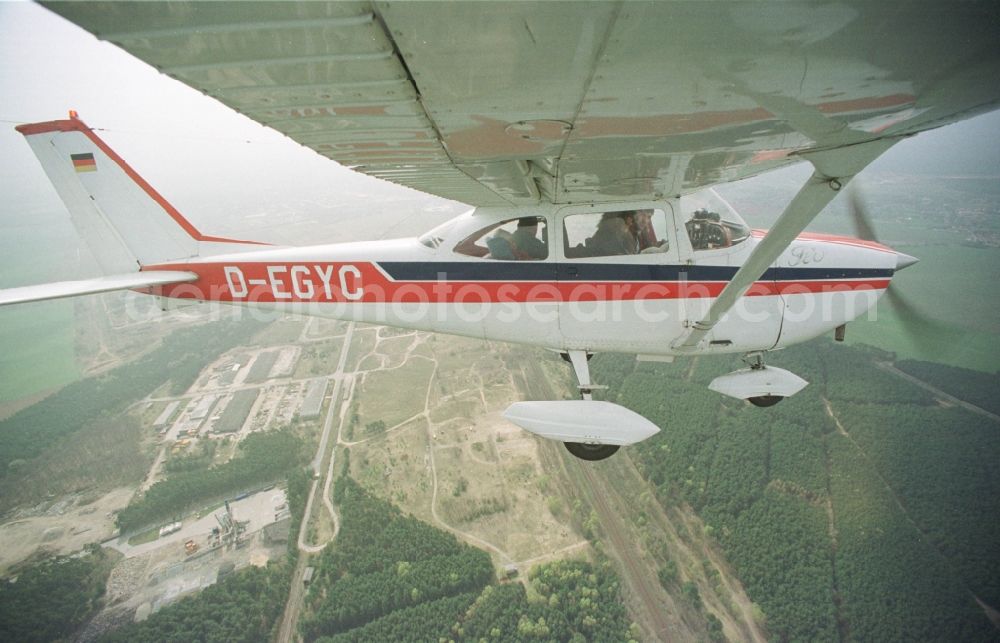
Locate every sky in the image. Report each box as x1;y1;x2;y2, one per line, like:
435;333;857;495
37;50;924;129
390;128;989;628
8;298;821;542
0;1;457;260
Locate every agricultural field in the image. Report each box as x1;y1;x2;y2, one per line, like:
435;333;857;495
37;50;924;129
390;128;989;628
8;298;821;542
353;356;435;430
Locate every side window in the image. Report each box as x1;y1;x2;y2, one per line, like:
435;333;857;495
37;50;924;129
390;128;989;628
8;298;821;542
453;216;548;260
563;209;669;258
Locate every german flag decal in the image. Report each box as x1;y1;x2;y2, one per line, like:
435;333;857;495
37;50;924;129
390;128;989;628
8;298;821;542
71;152;96;173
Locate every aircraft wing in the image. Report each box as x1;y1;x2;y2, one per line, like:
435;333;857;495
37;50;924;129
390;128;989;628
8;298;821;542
44;1;1000;206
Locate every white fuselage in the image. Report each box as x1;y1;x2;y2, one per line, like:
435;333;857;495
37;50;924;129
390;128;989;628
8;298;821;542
145;203;899;357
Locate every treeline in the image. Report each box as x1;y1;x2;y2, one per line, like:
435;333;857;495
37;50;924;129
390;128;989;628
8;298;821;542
0;413;150;513
300;476;492;640
164;439;217;473
834;401;1000;607
896;359;1000;416
101;561;290;643
309;550;492;633
827;432;990;640
589;339;999;641
0;545;113;642
117;431;305;532
317;593;479;643
0;319;264;474
304;475;634;642
450;563;634;642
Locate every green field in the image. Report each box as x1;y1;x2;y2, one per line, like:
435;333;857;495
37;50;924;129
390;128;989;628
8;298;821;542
0;208;80;403
846;245;1000;372
0;301;78;402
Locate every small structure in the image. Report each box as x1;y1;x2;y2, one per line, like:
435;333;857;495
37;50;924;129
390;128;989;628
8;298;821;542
154;401;180;429
214;500;248;550
189;395;218;421
158;521;182;538
299;378;329;419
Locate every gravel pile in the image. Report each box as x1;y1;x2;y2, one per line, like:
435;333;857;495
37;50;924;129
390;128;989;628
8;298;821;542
105;554;151;604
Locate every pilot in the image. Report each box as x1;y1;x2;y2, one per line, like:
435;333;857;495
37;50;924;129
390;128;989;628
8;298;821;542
510;217;548;259
687;209;728;250
633;209;668;253
589;211;638;256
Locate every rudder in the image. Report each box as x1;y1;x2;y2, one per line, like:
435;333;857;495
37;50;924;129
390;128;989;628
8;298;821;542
17;114;260;272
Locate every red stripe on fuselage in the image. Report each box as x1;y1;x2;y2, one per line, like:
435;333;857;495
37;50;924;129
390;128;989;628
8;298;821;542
142;261;889;304
752;229;895;253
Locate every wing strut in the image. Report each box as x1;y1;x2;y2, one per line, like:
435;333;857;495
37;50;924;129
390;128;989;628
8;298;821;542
673;137;904;350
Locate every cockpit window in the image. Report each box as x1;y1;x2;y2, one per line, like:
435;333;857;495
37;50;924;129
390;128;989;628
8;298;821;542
453;216;548;260
418;218;459;249
680;189;751;251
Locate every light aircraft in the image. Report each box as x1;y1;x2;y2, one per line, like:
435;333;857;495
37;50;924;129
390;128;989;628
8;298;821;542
4;2;999;460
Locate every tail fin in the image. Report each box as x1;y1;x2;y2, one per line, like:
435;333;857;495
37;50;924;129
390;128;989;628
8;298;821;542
16;114;263;273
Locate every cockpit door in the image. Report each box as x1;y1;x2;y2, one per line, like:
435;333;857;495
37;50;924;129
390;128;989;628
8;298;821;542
674;191;783;352
555;203;686;353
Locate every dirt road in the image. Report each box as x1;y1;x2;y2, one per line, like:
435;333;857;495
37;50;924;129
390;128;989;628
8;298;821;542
875;361;1000;423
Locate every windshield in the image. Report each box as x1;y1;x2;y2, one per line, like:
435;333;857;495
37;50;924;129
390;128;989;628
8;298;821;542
679;189;751;250
418;217;460;249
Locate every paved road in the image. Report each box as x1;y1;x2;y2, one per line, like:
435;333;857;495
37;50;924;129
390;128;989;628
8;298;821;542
278;324;355;641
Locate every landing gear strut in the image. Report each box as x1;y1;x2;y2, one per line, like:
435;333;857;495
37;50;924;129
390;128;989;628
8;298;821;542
562;350;618;461
745;352;784;407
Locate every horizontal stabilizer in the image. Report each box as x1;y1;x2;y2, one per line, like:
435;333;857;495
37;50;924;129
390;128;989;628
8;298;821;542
0;271;198;307
503;400;660;446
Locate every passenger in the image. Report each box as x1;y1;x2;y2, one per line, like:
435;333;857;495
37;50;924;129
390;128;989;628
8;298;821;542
588;211;638;256
485;229;517;259
510;217;547;259
633;209;667;253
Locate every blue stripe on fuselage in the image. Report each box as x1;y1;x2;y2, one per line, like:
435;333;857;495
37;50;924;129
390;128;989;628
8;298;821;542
377;262;892;282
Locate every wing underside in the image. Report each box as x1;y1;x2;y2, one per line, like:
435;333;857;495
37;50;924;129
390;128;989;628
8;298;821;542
44;1;1000;206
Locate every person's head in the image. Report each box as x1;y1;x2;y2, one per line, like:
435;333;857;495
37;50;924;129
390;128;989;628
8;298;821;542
517;217;538;232
601;211;635;226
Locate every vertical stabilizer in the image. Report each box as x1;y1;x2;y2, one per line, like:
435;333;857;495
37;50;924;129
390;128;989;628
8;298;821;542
16;114;262;272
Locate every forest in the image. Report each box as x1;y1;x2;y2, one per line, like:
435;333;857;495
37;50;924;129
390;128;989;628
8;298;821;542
589;339;1000;641
0;319;264;477
300;475;494;640
0;545;115;642
302;476;635;642
116;431;305;532
896;359;1000;416
100;562;291;643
